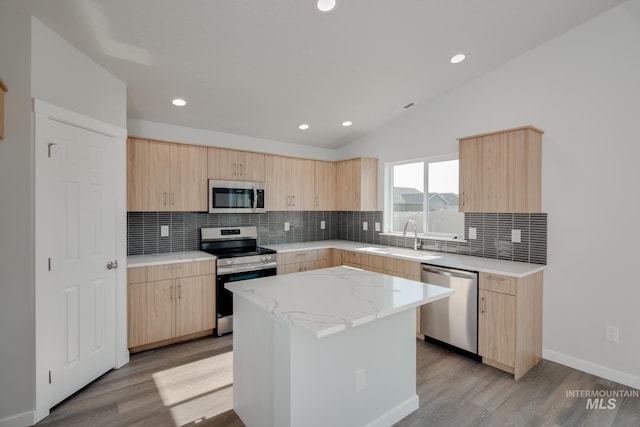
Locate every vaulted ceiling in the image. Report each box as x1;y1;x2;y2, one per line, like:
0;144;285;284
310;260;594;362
3;0;625;148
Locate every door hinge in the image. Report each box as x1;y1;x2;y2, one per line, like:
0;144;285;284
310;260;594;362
47;142;57;158
48;258;52;271
49;370;52;384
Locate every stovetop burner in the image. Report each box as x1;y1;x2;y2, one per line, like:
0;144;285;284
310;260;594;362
204;246;276;259
200;226;276;267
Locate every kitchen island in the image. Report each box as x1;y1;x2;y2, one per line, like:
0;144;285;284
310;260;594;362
225;266;453;427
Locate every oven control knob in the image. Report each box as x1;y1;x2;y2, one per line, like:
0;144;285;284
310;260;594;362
261;256;266;261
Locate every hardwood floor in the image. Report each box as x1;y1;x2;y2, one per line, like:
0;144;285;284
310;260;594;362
37;336;639;427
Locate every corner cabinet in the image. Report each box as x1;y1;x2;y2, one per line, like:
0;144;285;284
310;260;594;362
127;260;216;352
265;155;315;211
207;147;265;182
458;126;542;213
127;138;208;212
478;271;543;380
335;158;378;211
277;249;332;274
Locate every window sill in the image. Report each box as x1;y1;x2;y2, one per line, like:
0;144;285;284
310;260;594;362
380;232;466;243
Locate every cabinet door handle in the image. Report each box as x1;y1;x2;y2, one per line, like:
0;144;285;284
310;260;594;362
171;192;175;206
239;162;243;177
164;192;167;206
287;195;291;207
178;284;182;299
487;275;506;282
233;162;237;176
170;285;174;300
316;195;319;207
292;195;296;207
481;296;486;314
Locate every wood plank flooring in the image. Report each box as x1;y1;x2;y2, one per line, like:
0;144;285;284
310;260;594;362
36;336;640;427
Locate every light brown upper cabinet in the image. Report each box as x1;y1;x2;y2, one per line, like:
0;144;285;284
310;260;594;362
314;161;336;211
127;138;207;212
207;147;265;182
458;126;542;213
265;155;315;211
335;158;378;211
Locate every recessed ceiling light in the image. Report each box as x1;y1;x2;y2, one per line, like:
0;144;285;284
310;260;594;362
342;121;353;127
315;0;337;13
172;98;187;106
298;124;310;130
450;54;466;64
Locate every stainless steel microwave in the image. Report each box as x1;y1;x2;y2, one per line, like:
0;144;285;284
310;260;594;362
208;179;266;213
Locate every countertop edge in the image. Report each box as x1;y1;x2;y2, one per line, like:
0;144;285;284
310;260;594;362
265;240;546;278
127;251;216;268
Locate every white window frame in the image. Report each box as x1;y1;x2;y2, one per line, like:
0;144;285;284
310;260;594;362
383;153;464;241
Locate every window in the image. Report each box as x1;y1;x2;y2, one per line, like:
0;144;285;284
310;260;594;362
386;155;464;239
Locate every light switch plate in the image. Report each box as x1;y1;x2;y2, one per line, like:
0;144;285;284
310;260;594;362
511;229;521;243
375;222;381;232
160;225;169;237
320;220;326;230
468;227;477;240
362;222;368;231
284;222;290;231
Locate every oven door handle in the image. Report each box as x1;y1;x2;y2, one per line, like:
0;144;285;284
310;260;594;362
217;261;278;275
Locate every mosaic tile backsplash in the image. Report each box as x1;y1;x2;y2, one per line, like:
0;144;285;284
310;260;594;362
128;211;547;265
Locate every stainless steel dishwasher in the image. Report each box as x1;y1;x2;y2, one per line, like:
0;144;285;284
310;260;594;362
420;264;479;359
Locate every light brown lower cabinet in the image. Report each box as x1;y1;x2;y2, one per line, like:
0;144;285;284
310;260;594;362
277;249;332;274
127;260;216;352
331;249;362;268
478;271;543;380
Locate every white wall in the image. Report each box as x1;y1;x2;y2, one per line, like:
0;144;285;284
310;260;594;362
31;18;126;129
0;5;35;426
128;118;338;161
339;0;640;387
0;12;127;425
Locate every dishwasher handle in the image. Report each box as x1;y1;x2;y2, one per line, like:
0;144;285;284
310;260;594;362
421;265;477;281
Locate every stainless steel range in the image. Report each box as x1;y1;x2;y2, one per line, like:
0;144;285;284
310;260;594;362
200;226;277;336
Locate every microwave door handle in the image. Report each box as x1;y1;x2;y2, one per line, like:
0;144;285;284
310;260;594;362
253;186;257;212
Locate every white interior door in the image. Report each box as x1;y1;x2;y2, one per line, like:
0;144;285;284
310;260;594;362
36;115;117;409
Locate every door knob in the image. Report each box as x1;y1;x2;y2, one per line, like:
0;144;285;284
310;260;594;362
106;260;118;270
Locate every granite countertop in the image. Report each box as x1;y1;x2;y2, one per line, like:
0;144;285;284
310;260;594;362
265;240;546;278
225;266;453;338
127;250;215;268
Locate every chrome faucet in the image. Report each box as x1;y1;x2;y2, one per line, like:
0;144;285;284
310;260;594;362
403;220;420;251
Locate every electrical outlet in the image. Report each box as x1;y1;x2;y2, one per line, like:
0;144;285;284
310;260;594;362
375;222;380;232
468;227;477;240
511;229;521;243
355;369;366;392
320;220;326;230
605;325;619;343
160;225;169;237
362;222;368;231
284;222;290;231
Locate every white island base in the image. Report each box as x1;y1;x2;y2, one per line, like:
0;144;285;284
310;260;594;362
228;267;453;427
234;297;417;427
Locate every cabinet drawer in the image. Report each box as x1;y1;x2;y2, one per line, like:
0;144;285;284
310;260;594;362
172;260;216;278
480;272;516;295
280;250;320;265
128;260;216;284
128;264;175;284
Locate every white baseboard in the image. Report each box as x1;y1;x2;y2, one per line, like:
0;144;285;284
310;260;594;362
0;411;35;427
543;348;640;389
365;395;419;427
